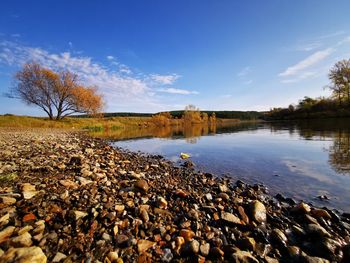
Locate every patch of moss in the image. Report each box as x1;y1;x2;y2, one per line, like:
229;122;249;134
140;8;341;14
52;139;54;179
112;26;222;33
0;172;18;183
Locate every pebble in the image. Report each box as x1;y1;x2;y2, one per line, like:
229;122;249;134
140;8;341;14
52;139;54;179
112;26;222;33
292;202;311;213
114;204;125;213
116;234;130;247
52;252;67;262
10;232;33;247
180;229;195;241
311;209;332;220
238;237;256;251
134;179;149;192
250;200;267;223
21;183;39;199
205;193;213;201
0;246;47;263
200;243;210;256
0;226;15;244
137;239;156;253
219;184;229;193
161;248;173;262
157;196;167;208
74;210;88;220
77;176;93;186
189;240;200;254
1;196;16;205
210;247;224;259
271;228;288;246
221;211;241;224
307;224;331;238
231;250;259;263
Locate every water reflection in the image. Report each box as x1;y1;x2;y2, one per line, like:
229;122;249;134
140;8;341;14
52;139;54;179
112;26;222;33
329;131;350;174
90;119;350;175
275;120;350;175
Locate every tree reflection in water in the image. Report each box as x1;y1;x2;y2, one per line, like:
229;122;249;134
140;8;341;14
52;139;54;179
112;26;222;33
270;119;350;175
328;131;350;174
89;122;219;143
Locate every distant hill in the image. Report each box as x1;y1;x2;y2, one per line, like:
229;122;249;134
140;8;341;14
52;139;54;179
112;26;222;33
75;110;263;120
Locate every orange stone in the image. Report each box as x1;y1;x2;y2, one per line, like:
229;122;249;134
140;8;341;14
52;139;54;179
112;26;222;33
23;213;36;222
180;229;195;241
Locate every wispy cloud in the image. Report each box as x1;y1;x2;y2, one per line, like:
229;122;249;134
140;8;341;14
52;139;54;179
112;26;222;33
315;30;345;40
0;40;181;111
237;66;250;77
11;34;21;38
295;42;322;52
280;32;350;83
337;36;350;46
106;55;114;60
279;48;334;77
158;88;198;95
289;31;345;52
151;74;180;85
237;66;253;85
281;71;317;84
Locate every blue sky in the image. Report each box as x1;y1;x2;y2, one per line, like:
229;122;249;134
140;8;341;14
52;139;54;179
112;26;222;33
1;1;350;115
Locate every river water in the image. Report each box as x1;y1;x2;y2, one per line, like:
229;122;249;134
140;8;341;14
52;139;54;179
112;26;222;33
92;119;350;212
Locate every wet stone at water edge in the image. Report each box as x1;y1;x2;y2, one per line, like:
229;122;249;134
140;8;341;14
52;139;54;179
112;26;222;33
0;128;349;262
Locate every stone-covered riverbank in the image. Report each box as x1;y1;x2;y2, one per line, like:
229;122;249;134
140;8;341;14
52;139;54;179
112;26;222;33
0;128;350;263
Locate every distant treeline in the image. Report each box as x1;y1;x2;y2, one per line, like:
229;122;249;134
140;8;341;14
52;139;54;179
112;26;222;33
167;110;262;120
266;58;350;121
264;97;350;120
74;110;263;120
75;112;154;118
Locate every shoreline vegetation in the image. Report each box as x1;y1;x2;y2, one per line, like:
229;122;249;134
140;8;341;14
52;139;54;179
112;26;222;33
265;59;350;121
0;109;261;131
0;128;350;262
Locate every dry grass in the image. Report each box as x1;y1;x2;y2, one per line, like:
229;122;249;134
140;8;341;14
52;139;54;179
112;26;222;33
0;115;153;130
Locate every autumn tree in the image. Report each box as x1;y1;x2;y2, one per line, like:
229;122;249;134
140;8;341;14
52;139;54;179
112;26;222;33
209;112;216;123
10;62;103;120
151;112;172;126
183;104;202;124
329;59;350;105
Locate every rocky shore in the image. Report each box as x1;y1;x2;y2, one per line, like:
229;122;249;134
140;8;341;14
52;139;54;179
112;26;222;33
0;128;350;263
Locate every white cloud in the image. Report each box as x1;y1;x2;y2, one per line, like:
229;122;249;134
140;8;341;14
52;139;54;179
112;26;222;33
11;34;21;38
316;31;345;40
279;48;334;77
151;74;180;85
0;40;181;111
106;55;114;60
295;42;321;52
281;71;317;84
158;88;199;95
237;66;250;77
337;36;350;46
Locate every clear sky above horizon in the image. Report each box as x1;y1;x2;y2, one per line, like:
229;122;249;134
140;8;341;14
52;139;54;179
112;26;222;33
1;0;350;115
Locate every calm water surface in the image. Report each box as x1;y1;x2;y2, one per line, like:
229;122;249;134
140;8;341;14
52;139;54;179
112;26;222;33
92;119;350;212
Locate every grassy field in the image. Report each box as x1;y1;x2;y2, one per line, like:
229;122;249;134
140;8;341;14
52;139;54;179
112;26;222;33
0;115;245;132
0;115;153;130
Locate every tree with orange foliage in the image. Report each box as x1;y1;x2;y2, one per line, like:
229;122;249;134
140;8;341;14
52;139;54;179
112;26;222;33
10;62;103;120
